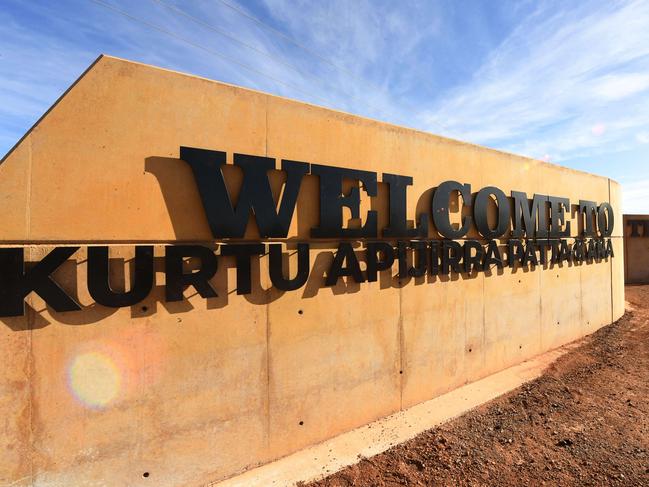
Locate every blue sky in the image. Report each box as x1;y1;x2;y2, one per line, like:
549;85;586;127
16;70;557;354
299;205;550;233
1;0;648;212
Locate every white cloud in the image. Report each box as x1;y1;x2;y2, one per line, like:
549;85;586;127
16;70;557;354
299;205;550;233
419;0;649;162
591;73;649;101
622;178;649;214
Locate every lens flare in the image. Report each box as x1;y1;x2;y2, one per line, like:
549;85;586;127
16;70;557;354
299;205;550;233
68;351;121;409
591;123;606;136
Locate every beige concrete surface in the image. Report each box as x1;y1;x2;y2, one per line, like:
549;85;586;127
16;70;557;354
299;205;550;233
214;342;575;487
0;55;624;486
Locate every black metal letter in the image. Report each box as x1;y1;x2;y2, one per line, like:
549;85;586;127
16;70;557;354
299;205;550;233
325;242;365;285
165;245;218;302
88;246;154;307
180;146;309;238
463;240;483;273
0;247;81;317
474;186;510;239
409;241;428;277
441;240;462;274
597;203;614;237
268;243;310;291
432;181;472;239
366;242;395;282
482;240;503;271
311;165;378;238
548;196;571;238
511;192;548;238
382;174;428;238
579;200;598;237
220;244;265;295
628;219;644;237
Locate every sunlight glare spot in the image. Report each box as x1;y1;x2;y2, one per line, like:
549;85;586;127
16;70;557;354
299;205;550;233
68;351;121;409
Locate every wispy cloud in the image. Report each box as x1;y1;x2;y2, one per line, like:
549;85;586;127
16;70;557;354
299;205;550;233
420;0;649;164
623;178;649;214
1;0;648;210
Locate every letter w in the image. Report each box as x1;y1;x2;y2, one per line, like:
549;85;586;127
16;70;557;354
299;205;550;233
180;146;309;238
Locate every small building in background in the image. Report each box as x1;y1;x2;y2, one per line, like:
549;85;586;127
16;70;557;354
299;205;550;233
624;215;649;283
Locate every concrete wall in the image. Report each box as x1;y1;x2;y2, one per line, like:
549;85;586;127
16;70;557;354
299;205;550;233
624;215;649;283
0;56;624;486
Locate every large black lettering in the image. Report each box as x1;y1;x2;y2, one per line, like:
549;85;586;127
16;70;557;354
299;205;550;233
474;186;510;239
165;245;218;302
325;242;364;285
0;247;81;317
268;243;310;291
463;240;483;273
548;196;571;238
382;174;427;238
311;165;378;238
221;244;265;295
441;240;462;274
366;242;395;282
579;200;598;237
180;146;309;238
88;246;154;307
597;203;614;237
432;181;472;239
511;192;548;238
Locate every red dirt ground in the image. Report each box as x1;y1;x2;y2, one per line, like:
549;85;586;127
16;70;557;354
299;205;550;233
307;285;649;486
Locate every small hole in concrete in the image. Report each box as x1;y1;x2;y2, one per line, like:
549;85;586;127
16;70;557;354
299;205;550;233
518;279;521;283
468;348;472;353
519;345;522;349
143;472;150;478
399;370;403;374
556;274;559;278
556;321;560;325
298;309;303;315
141;306;148;312
299;421;304;426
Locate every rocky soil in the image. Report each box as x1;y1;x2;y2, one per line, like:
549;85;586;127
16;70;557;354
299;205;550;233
307;285;649;486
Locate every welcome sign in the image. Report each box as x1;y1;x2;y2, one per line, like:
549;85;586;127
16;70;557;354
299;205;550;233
0;56;625;487
0;145;614;317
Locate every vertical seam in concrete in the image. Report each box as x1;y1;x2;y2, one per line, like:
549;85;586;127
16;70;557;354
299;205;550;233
27;274;35;486
463;284;467;380
265;301;271;449
264;94;271;449
624;227;628;284
26;137;32;241
538;260;543;352
27;140;35;485
608;178;614;323
265;95;269;157
579;253;583;329
398;285;403;411
481;272;485;371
